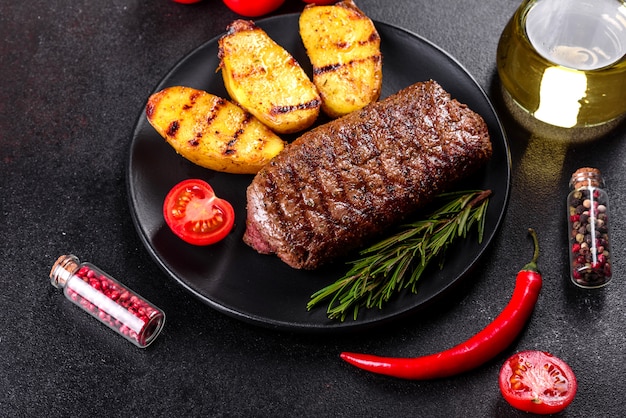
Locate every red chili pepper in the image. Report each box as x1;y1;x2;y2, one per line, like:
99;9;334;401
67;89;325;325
340;228;543;380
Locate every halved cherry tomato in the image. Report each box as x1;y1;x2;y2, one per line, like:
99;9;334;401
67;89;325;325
499;350;577;415
302;0;338;4
222;0;285;17
163;179;235;246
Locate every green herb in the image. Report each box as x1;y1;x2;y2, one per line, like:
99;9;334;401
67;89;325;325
307;189;492;321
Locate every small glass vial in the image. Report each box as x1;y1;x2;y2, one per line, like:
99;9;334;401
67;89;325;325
567;168;612;288
50;254;165;347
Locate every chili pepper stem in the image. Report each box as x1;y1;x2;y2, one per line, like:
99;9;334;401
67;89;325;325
522;228;540;272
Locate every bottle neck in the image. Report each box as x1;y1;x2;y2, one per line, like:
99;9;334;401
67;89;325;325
50;254;80;289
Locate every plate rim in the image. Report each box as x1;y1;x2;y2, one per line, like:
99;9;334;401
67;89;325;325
126;14;512;333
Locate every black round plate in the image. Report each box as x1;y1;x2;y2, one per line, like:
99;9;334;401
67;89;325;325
127;14;511;333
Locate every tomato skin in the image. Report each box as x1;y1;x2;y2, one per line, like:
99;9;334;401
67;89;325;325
499;350;577;415
163;179;235;246
302;0;338;4
172;0;203;4
222;0;285;17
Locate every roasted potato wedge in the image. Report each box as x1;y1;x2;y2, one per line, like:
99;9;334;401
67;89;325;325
299;0;382;118
218;20;321;134
146;86;285;174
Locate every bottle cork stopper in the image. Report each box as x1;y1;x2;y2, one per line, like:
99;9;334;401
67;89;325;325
571;167;602;189
50;254;80;288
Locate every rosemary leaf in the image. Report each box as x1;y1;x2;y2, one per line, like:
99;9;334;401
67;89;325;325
307;189;492;321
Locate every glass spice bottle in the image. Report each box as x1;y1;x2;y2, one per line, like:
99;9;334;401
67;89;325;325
567;168;612;288
50;254;165;347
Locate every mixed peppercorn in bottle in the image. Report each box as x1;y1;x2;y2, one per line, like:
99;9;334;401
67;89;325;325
567;168;612;288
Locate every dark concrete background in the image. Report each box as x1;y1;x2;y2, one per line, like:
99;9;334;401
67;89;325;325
1;0;625;416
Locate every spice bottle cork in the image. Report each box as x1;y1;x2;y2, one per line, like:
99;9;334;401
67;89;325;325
566;168;612;288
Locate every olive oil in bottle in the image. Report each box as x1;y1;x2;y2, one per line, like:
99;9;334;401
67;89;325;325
497;0;626;139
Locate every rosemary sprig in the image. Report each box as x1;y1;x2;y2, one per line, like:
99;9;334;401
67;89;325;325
307;189;492;321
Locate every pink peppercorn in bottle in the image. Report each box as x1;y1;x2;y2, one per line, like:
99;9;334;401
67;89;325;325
50;254;165;347
567;168;612;288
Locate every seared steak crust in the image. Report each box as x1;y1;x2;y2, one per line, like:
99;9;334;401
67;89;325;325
243;80;492;269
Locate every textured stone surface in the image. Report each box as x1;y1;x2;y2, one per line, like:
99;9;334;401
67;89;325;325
1;1;625;416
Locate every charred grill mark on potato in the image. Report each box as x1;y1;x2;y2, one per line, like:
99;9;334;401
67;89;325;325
217;20;257;61
224;19;255;36
270;98;322;115
287;56;300;68
314;54;382;76
335;30;380;50
313;63;341;76
239;111;253;128
188;133;201;147
195;97;229;148
222;112;252;156
229;66;267;81
183;90;201;110
224;139;238;156
182;93;221;148
364;31;380;45
167;120;180;137
146;101;156;118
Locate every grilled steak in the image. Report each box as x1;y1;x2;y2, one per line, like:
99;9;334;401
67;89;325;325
243;80;492;269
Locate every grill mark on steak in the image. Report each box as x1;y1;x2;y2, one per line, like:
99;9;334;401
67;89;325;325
243;80;492;269
316;135;356;230
328;125;372;231
339;134;368;211
338;124;369;210
285;158;316;251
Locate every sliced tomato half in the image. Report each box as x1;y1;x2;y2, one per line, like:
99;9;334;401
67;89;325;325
499;350;577;415
163;179;235;246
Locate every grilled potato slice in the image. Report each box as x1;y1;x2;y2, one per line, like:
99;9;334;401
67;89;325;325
299;0;382;118
218;20;321;134
146;86;285;174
